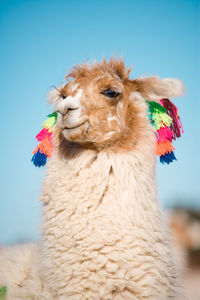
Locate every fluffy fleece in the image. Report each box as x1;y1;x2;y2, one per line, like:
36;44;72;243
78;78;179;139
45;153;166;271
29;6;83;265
0;58;184;299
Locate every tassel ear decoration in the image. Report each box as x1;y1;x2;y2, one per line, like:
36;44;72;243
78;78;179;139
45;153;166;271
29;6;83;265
31;99;183;167
147;99;183;164
31;111;58;167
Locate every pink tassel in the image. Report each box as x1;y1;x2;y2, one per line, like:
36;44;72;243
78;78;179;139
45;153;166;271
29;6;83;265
36;128;52;142
156;126;173;142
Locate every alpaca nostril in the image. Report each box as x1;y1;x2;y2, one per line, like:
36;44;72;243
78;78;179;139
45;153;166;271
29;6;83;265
58;110;65;117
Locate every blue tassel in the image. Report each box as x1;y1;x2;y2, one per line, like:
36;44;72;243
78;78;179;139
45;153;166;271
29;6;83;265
31;150;47;167
160;151;177;164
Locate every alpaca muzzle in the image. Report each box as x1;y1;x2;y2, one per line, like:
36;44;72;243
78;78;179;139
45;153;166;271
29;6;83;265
56;90;83;129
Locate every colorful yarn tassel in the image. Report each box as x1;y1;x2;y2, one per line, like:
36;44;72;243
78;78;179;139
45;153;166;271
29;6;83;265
156;126;173;142
147;99;183;164
156;140;175;156
31;99;182;167
31;150;47;167
160;151;177;164
36;128;52;142
160;99;183;139
32;111;58;167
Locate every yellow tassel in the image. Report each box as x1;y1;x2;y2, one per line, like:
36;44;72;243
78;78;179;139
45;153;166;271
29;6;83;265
42;117;56;132
152;112;172;130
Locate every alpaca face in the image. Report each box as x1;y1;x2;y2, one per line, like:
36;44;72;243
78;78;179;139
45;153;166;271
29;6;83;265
55;68;131;149
50;59;183;150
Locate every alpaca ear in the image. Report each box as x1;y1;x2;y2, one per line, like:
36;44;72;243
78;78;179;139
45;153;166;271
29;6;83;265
48;89;60;105
131;77;184;100
48;84;65;105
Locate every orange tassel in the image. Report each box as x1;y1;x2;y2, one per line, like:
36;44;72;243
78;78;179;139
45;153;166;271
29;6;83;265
32;138;52;158
156;140;175;156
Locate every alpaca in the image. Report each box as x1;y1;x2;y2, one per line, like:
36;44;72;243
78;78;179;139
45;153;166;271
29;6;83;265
0;58;184;300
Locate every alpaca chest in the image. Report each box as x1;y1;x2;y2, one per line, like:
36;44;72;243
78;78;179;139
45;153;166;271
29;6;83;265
39;153;176;298
41;204;175;300
41;151;164;269
40;180;174;299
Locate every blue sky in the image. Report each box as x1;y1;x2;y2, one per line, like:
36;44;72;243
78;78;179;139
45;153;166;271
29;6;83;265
0;0;199;244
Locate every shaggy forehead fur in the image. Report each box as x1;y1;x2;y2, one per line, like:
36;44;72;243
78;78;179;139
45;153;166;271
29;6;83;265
65;58;132;82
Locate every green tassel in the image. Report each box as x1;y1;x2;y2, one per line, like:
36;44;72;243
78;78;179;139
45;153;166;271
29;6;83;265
47;111;58;120
146;101;167;114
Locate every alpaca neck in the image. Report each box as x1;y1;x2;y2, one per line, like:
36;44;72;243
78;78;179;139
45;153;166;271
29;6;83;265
41;131;160;228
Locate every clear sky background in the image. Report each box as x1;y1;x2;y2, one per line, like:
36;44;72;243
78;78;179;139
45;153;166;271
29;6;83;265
0;0;199;245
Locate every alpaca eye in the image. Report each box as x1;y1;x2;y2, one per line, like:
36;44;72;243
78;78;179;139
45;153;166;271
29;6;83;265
101;90;119;98
61;95;66;99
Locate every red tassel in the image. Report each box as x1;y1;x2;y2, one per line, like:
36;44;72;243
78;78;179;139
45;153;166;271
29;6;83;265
160;99;183;140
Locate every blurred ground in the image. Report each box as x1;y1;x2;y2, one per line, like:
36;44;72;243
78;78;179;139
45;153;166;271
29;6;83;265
184;269;200;300
168;208;200;300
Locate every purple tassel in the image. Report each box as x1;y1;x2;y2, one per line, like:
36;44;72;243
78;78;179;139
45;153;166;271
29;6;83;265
160;151;177;164
31;150;47;167
160;99;183;140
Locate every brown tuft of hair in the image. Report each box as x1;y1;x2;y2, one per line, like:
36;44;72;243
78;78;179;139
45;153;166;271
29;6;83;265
106;57;132;80
65;58;131;82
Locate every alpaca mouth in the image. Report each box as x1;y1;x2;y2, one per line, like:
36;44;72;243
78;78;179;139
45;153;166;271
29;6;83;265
63;122;85;130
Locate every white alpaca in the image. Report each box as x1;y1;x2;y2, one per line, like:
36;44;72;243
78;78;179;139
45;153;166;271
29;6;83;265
0;59;184;299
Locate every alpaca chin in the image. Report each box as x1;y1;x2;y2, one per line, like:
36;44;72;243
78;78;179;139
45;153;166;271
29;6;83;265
61;123;86;142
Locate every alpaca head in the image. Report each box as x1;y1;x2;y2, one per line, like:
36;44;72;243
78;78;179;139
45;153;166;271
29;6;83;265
49;58;183;151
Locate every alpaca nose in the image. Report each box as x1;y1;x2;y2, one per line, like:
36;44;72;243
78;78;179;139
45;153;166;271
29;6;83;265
57;97;79;116
58;107;77;117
